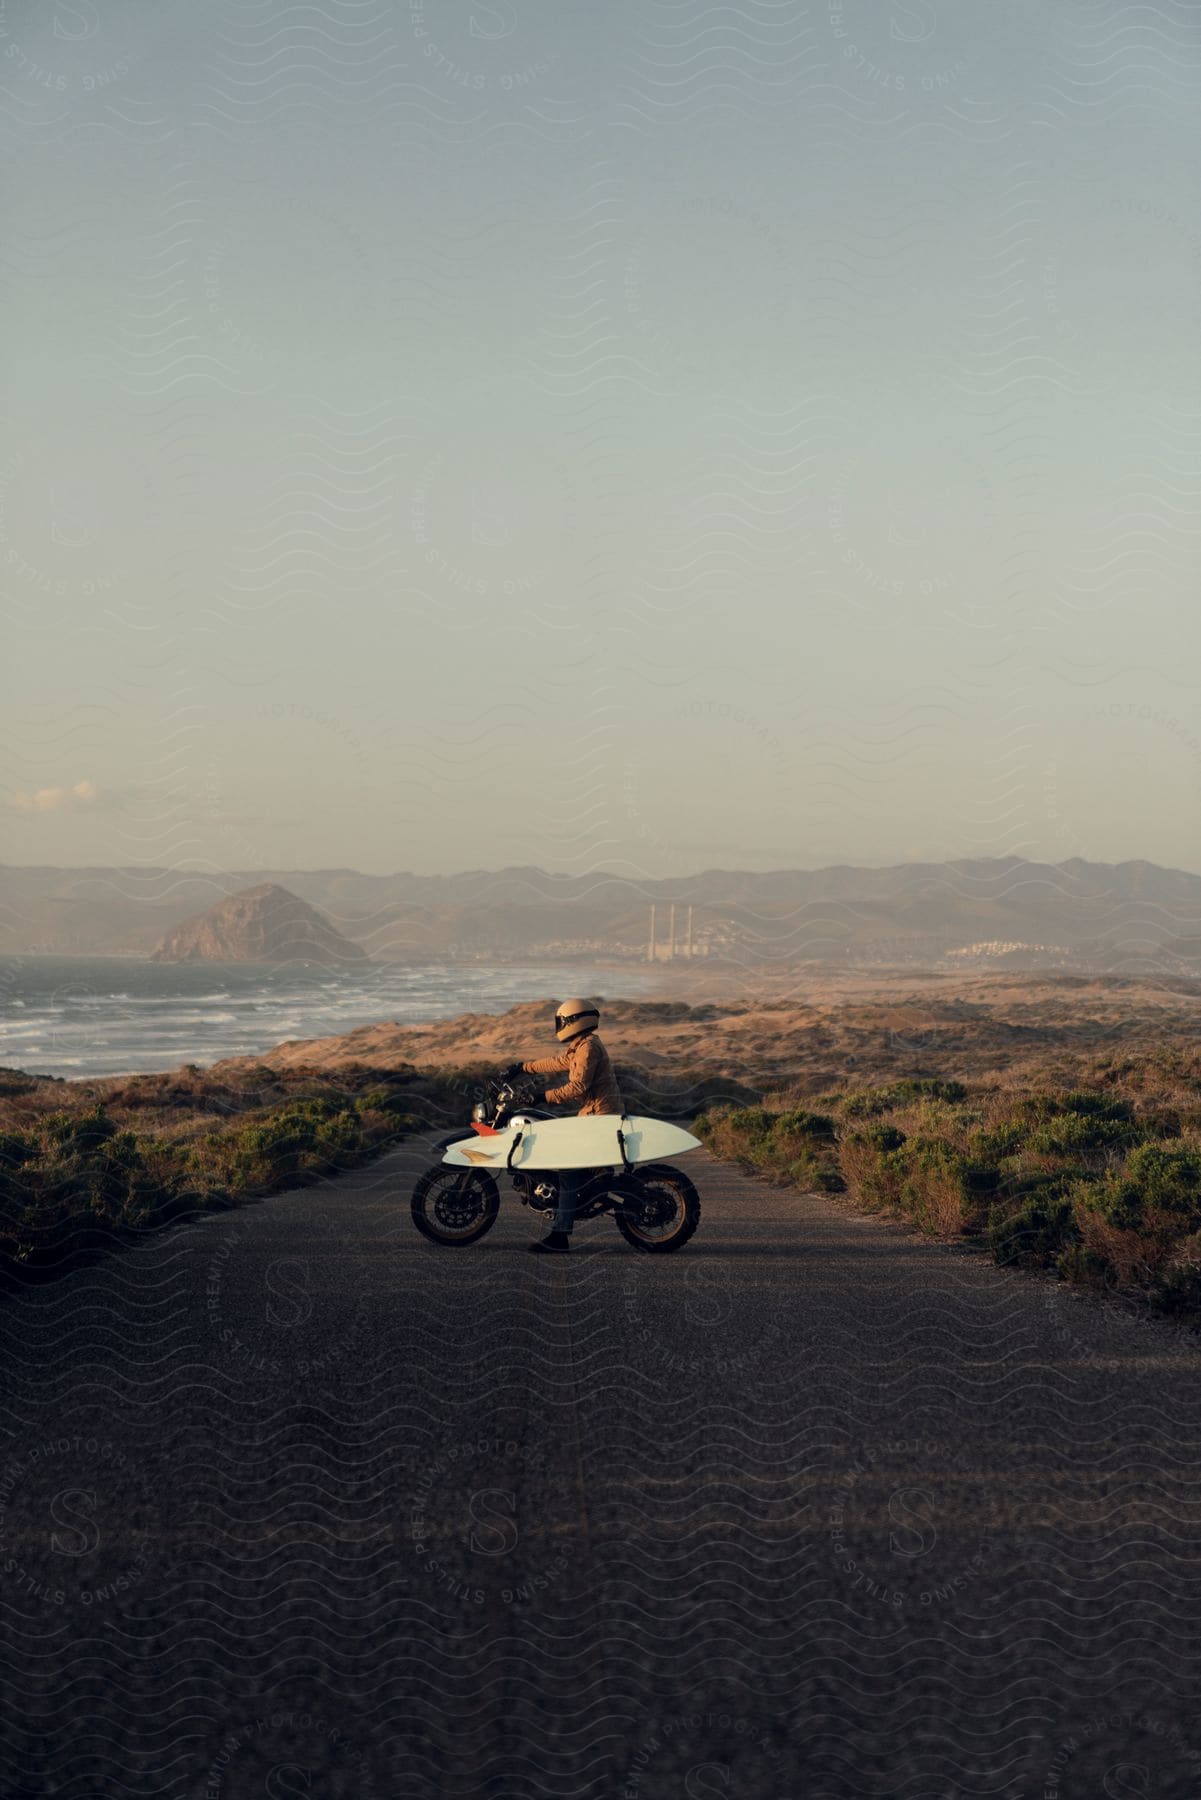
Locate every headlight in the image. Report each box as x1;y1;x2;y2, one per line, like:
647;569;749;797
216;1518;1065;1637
471;1101;487;1123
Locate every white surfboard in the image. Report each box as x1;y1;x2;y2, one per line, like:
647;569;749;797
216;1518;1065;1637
442;1113;701;1173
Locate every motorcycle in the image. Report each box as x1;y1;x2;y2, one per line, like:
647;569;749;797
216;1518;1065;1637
410;1073;701;1253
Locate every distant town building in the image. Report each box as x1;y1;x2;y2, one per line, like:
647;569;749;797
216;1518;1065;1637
945;941;1072;961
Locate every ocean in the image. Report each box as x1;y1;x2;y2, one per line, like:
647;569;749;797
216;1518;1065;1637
0;957;657;1081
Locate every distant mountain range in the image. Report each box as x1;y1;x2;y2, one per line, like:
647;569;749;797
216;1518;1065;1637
3;857;1201;973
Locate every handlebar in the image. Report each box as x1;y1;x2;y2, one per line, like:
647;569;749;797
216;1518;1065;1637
488;1071;543;1116
500;1077;541;1100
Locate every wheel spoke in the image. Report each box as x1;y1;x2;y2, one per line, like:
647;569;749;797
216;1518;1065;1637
614;1166;699;1251
421;1170;492;1237
629;1179;683;1240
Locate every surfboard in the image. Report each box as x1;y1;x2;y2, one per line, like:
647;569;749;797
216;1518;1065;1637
441;1113;702;1172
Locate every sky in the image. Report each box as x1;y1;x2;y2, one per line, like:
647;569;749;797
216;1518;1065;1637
2;0;1200;878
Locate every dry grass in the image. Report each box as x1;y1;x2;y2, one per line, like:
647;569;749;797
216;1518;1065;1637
698;1066;1201;1318
0;1058;468;1277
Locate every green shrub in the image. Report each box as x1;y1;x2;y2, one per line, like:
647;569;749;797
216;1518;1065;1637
857;1123;907;1153
839;1128;907;1209
896;1136;984;1235
1136;1107;1183;1140
695;1105;843;1194
694;1106;761;1165
1155;1232;1201;1315
0;1105;184;1247
773;1108;837;1142
359;1084;416;1118
233;1108;316;1185
0;1070;469;1272
971;1122;1026;1162
891;1077;968;1105
1055;1244;1117;1290
809;1163;846;1193
989;1189;1079;1268
310;1107;360;1164
696;1069;1201;1316
0;1130;32;1170
1011;1093;1067;1127
41;1103;120;1154
840;1088;898;1120
357;1101;421;1142
49;1126;142;1227
842;1078;966;1118
725;1106;779;1141
963;1158;1001;1195
968;1092;1141;1164
767;1144;837;1190
1026;1113;1142;1157
1082;1143;1201;1232
1066;1144;1201;1291
231;1097;364;1186
1062;1090;1134;1122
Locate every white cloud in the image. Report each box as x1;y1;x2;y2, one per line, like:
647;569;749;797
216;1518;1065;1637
12;779;100;813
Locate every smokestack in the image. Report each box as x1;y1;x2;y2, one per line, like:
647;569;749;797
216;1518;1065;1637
668;904;676;960
686;905;693;958
648;903;656;962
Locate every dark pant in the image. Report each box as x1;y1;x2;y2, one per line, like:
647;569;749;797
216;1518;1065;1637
553;1169;585;1235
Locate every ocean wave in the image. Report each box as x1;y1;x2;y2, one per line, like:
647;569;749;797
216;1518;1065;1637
0;958;656;1078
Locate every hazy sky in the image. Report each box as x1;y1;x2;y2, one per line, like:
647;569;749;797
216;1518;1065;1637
3;0;1199;876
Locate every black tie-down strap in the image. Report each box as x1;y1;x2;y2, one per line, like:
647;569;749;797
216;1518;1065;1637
506;1130;525;1170
616;1120;632;1169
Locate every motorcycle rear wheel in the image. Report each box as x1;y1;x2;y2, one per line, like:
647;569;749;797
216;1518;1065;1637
614;1163;700;1254
410;1165;500;1246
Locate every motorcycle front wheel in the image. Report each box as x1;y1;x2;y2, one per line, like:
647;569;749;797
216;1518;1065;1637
614;1163;700;1254
410;1165;500;1247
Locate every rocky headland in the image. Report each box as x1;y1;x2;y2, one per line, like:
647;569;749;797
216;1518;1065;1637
150;882;368;966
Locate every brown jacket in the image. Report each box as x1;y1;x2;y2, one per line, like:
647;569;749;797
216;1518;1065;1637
523;1031;623;1116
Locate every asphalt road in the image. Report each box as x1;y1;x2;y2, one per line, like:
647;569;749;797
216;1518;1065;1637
2;1140;1200;1798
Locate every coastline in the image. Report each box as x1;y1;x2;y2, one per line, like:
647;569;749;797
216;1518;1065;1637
0;954;678;1085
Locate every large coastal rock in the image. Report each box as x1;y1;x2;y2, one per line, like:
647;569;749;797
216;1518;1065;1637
150;882;368;965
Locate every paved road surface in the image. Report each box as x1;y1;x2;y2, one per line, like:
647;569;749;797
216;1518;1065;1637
2;1140;1200;1798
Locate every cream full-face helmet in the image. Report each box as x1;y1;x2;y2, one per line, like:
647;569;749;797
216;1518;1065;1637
554;999;599;1043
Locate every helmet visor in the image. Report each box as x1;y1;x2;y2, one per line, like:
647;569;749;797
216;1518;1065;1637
555;1008;597;1035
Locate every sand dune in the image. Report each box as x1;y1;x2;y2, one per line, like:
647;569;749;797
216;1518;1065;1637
208;968;1201;1097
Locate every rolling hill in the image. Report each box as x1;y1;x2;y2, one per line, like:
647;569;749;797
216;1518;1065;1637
3;856;1201;972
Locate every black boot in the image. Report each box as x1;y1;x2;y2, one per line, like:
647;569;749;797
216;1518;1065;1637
529;1230;571;1253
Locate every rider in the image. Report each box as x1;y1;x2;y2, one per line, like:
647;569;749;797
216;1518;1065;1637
515;998;623;1254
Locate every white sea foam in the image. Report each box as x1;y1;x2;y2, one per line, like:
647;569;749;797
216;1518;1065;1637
0;955;655;1079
